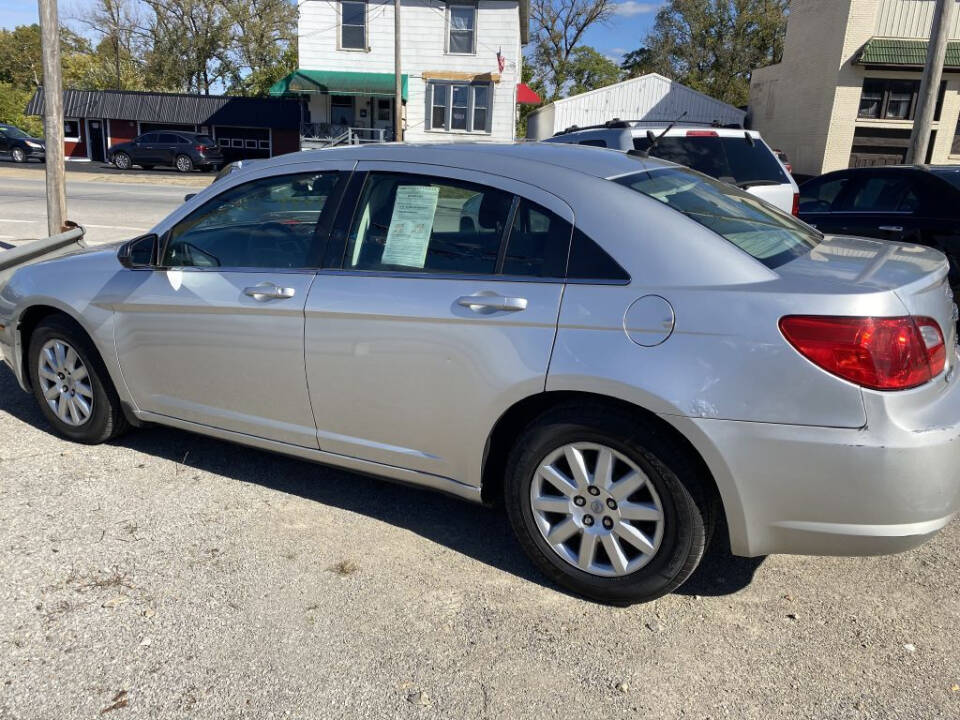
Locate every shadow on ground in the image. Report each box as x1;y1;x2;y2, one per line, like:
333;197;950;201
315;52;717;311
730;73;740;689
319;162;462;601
0;366;764;601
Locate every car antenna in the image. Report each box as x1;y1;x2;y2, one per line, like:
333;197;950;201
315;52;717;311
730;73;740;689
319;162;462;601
744;131;755;147
636;111;688;157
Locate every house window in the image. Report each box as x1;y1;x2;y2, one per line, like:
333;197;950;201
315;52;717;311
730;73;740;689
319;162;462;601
341;0;366;50
448;4;476;54
857;79;941;121
63;119;80;140
428;82;491;133
858;80;883;119
377;99;391;122
885;80;915;119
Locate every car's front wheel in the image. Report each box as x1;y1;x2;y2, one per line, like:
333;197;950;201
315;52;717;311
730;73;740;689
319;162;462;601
27;315;128;444
505;405;713;604
113;152;131;170
11;147;25;163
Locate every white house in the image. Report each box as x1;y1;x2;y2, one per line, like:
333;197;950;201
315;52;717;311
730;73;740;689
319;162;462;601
750;0;960;177
270;0;536;144
525;73;746;140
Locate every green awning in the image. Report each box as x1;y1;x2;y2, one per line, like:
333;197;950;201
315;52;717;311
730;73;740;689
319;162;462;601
856;37;960;68
269;70;408;100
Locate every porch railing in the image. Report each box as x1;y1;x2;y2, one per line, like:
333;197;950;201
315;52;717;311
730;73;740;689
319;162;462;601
300;123;390;147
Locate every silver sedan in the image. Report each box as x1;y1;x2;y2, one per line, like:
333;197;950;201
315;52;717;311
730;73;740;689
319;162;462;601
2;143;959;604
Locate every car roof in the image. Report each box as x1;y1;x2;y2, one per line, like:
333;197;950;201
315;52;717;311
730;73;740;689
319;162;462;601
555;124;758;139
263;142;675;183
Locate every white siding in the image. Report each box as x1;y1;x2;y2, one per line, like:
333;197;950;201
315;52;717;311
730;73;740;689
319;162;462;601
298;0;521;141
526;74;745;139
875;0;960;39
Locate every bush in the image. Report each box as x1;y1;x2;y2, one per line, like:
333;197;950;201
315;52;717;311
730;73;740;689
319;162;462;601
0;83;43;137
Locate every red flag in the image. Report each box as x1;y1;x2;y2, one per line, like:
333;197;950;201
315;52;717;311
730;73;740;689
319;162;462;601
497;47;505;73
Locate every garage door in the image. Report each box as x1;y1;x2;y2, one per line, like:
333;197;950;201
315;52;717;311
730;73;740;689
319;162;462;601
213;126;271;164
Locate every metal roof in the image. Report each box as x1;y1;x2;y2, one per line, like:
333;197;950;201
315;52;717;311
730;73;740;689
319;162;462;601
25;88;301;129
856;37;960;67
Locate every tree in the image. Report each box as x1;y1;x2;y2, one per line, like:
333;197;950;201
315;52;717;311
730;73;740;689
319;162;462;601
634;0;788;106
0;82;43;136
566;46;621;96
620;47;654;79
530;0;615;100
0;24;91;89
70;0;147;90
222;0;297;96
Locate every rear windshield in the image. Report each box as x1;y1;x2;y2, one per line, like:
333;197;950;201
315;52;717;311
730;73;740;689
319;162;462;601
197;135;217;146
615;166;820;269
632;134;788;186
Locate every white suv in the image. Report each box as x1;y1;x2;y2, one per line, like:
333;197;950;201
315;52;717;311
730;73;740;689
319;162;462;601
544;121;799;215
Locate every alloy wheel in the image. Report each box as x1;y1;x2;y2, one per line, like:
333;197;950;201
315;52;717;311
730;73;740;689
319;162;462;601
114;153;130;169
37;339;94;427
176;155;191;172
529;442;665;577
12;148;25;163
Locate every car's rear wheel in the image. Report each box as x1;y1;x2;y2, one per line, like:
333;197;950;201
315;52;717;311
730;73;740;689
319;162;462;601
11;147;25;163
113;152;131;170
175;154;193;173
27;315;128;444
504;405;713;605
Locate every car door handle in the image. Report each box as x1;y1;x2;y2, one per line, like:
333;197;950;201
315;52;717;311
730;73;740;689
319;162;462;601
243;282;296;301
879;225;904;233
456;294;528;312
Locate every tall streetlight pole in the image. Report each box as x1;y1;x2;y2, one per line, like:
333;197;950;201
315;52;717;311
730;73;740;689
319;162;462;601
906;0;956;165
394;0;403;142
37;0;67;235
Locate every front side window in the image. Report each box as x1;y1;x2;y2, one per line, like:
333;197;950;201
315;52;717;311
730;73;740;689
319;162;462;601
616;166;820;269
163;172;341;269
341;0;366;49
345;173;512;274
427;83;492;133
448;4;476;54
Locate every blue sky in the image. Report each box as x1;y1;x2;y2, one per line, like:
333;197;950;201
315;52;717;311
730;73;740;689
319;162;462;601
0;0;663;65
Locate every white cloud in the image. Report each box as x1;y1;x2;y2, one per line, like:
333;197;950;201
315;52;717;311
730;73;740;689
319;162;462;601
612;1;660;17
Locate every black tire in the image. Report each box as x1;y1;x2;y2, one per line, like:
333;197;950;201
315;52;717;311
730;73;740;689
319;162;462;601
175;154;194;173
11;147;26;163
504;404;715;605
113;152;131;170
27;315;129;444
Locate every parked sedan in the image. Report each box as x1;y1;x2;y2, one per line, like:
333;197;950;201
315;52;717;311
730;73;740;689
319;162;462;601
0;123;45;163
799;165;960;293
107;131;223;172
2;144;959;604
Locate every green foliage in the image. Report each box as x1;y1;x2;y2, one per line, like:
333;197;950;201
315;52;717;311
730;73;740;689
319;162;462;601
566;46;621;97
636;0;789;107
516;62;547;138
620;47;654;79
0;83;43;136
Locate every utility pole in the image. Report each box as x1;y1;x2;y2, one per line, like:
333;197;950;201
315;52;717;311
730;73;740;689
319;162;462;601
393;0;403;142
38;0;67;235
906;0;956;165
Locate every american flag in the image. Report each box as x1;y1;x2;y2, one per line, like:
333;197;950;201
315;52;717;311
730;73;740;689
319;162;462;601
497;47;505;73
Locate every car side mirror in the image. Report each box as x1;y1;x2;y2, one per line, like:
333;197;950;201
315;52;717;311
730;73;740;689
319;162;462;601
184;193;196;202
118;233;159;269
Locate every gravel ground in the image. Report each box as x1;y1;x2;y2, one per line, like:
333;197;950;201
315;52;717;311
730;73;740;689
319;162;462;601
0;365;958;719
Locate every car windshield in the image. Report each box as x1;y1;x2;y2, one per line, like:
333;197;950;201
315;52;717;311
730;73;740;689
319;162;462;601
615;166;820;269
3;126;31;139
632;134;788;186
931;168;960;191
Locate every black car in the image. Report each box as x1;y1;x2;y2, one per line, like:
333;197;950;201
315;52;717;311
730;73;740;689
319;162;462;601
0;123;45;163
107;131;223;173
799;165;960;292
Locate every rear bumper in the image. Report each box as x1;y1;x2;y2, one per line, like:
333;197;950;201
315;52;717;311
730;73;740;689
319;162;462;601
666;406;960;557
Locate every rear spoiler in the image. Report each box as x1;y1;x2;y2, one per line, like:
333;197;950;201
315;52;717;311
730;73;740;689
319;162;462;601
0;224;86;287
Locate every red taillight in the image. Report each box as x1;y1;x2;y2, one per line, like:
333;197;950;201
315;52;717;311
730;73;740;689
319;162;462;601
779;315;945;391
791;192;800;217
686;130;718;137
195;145;206;151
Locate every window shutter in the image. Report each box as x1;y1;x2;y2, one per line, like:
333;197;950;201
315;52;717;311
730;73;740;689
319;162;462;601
425;83;433;130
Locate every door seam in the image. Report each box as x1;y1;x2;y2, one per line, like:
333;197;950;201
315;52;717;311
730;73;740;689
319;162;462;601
543;281;567;391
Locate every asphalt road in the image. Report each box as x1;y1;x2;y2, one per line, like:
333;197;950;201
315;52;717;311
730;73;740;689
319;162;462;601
0;358;958;719
0;173;198;247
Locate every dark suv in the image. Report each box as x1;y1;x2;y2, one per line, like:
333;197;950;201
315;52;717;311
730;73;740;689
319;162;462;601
0;123;45;163
107;131;223;173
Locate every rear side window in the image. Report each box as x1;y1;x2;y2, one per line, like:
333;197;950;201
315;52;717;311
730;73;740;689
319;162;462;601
158;133;179;144
502;199;570;277
345;173;511;274
616;166;819;269
633;135;788;186
567;229;629;281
